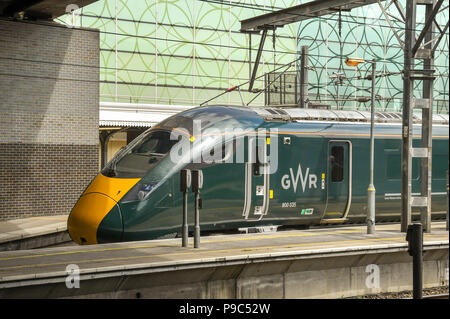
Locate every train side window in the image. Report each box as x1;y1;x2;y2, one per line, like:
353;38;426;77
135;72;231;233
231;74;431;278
331;146;344;182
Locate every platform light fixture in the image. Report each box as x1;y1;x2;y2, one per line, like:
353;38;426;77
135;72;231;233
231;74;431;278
346;57;376;235
345;57;366;67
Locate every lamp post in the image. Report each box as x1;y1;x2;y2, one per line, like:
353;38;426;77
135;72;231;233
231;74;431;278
346;57;376;234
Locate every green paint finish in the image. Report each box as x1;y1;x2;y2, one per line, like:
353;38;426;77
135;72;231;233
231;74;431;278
97;204;123;243
93;106;449;243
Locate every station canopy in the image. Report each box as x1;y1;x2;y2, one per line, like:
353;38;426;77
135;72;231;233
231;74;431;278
0;0;96;19
99;102;194;128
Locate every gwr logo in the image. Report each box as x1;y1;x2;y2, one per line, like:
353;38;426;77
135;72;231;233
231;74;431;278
281;164;318;192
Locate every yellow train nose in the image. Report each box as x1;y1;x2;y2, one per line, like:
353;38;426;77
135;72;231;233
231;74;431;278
68;193;117;244
68;173;141;245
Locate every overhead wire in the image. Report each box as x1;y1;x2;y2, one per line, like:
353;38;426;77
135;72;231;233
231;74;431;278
50;11;450;68
1;52;447;95
60;3;450;54
77;11;450;59
70;12;450;62
2;51;448;88
2;0;448;100
7;2;447;55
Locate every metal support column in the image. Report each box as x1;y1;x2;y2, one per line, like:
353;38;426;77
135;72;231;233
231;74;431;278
367;61;376;234
446;171;449;231
402;0;437;233
299;46;308;108
401;0;415;232
419;0;436;233
249;33;252;80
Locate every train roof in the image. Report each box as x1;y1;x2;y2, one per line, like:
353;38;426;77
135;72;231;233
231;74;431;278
156;105;449;131
251;107;449;125
151;105;448;140
99;102;449;128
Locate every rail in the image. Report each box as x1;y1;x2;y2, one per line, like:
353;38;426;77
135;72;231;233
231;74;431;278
422;293;449;299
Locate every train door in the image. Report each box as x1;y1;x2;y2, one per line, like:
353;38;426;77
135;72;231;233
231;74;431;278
242;136;271;221
322;140;352;221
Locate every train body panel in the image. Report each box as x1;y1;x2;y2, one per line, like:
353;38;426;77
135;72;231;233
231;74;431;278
67;106;449;244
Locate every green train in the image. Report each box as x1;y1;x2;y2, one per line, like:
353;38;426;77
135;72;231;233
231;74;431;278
68;106;449;245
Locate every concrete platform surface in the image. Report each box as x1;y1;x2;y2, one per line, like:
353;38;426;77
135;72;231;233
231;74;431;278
0;216;68;244
0;221;448;287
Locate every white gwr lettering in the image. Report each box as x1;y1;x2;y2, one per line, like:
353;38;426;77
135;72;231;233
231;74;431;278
282;163;318;193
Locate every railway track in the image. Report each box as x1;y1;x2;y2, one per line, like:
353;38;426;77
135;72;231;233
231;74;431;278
422;293;449;299
357;286;449;299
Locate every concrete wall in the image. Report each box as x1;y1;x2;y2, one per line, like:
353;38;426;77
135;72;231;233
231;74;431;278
72;249;450;299
0;19;99;221
0;245;447;299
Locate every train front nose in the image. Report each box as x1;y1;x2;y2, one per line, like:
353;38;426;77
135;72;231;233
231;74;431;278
68;193;122;244
68;173;140;245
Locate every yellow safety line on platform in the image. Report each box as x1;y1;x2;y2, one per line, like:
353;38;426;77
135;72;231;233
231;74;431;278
0;229;361;262
203;229;362;244
0;236;405;271
0;234;446;272
0;230;444;264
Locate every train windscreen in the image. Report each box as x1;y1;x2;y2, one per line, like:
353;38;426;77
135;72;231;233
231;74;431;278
101;130;178;179
102;106;262;179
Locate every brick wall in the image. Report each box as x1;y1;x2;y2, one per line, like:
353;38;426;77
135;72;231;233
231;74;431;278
0;19;99;221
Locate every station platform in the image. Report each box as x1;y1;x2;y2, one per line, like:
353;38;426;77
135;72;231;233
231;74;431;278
0;221;448;299
0;216;70;251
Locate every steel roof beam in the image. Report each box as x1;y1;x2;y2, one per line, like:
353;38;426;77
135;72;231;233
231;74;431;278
241;0;387;92
248;29;268;92
240;0;384;32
